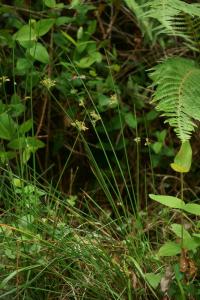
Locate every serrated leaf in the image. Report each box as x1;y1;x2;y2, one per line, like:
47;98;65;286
158;241;181;256
150;58;200;142
29;43;49;64
149;194;185;209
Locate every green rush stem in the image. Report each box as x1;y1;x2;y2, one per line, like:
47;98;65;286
136;141;140;210
180;172;184;249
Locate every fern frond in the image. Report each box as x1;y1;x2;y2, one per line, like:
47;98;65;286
150;57;200;142
143;0;200;42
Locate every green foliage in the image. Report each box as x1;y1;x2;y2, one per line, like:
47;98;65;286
150;57;200;142
144;0;200;45
1;0;200;299
150;194;200;216
171;141;192;173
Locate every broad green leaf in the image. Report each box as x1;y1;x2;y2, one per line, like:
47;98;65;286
0;113;16;140
34;19;54;37
10;94;25;117
69;0;81;9
29;43;49;64
44;0;56;8
149;194;185;209
76;52;102;68
152;141;162;154
171;141;192;173
183;203;200;216
16;58;32;74
145;273;162;289
171;223;191;239
8;137;45;150
124;112;137;128
0;151;16;163
14;24;37;48
170;223;198;250
55;16;74;26
18;119;33;134
158;241;181;256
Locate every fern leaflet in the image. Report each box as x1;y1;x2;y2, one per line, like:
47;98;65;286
150;57;200;141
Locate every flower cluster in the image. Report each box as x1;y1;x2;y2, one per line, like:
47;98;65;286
41;77;56;89
71;120;88;131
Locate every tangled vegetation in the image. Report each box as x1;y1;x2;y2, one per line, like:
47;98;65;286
1;0;200;299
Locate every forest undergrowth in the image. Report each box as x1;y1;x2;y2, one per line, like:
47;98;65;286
1;1;200;299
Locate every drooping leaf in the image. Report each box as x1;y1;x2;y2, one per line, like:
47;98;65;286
171;141;192;173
